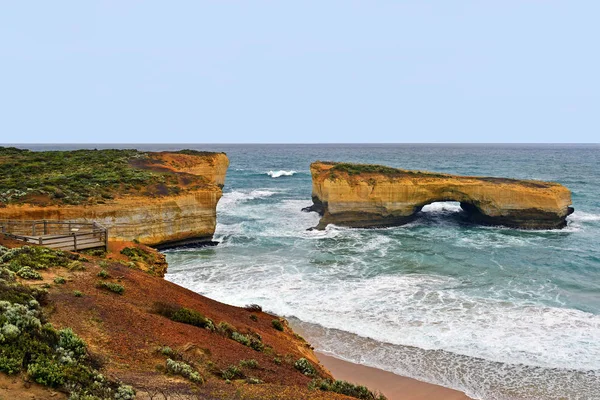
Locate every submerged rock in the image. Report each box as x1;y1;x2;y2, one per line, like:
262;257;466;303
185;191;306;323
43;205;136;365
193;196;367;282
306;161;573;230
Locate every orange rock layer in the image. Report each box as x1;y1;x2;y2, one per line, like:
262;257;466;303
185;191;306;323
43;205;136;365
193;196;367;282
307;161;573;230
0;152;229;247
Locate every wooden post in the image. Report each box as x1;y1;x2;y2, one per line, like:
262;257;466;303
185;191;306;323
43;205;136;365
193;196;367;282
105;228;109;252
38;237;42;245
73;233;77;251
32;222;36;236
43;220;48;235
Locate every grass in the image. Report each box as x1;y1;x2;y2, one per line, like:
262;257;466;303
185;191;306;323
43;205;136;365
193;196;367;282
0;147;218;206
96;281;124;295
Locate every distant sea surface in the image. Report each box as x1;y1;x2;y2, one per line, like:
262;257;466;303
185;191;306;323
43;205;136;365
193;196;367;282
19;144;600;400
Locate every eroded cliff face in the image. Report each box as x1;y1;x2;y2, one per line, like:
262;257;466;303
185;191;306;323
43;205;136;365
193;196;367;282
0;152;229;247
307;162;573;230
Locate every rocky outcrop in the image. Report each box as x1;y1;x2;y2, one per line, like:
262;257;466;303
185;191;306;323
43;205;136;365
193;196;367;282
306;161;574;230
0;152;229;247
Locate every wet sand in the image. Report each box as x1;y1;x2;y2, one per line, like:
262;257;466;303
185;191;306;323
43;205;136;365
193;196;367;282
317;352;472;400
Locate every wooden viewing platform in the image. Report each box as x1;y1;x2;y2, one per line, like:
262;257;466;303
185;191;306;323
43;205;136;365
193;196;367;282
0;220;108;252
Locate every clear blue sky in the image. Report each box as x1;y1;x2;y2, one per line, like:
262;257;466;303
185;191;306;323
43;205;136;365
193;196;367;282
1;2;598;143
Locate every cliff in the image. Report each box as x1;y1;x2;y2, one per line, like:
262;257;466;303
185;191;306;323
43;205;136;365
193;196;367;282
0;148;229;247
306;161;574;230
0;238;379;400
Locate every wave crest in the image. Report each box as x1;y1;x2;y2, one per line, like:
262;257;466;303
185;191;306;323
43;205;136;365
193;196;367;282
267;170;296;178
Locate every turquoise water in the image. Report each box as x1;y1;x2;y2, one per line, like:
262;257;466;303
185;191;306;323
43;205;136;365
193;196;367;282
25;144;600;399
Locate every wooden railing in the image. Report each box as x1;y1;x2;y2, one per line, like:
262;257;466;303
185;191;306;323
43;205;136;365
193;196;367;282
0;220;108;252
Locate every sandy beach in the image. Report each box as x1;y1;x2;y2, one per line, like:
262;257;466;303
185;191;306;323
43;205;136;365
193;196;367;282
317;352;472;400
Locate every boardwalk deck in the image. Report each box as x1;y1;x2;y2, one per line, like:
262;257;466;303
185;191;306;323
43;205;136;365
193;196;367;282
0;220;108;252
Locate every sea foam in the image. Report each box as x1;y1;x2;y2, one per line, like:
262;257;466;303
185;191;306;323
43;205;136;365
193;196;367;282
267;170;296;178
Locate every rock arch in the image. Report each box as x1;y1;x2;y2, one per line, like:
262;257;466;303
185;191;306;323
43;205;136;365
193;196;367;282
304;162;574;230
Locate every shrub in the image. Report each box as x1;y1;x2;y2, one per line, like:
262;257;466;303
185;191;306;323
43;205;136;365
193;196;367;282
73;291;82;297
294;358;317;377
16;266;42;280
309;378;387;400
0;278;128;398
166;358;203;384
159;346;174;357
67;261;85;271
97;270;109;278
239;359;258;369
244;304;262;312
246;377;263;384
0;246;72;271
217;321;235;337
273;357;282;365
271;319;284;331
54;277;66;284
231;332;250;347
222;365;243;380
249;314;258;322
232;332;264;352
121;247;153;263
96;281;124;295
98;260;109;269
153;302;213;330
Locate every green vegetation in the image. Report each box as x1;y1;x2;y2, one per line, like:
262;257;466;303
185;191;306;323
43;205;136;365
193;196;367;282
15;266;42;280
239;359;258;369
294;358;317;377
165;358;203;384
245;377;263;384
120;247;153;263
249;314;258;322
97;269;110;278
330;162;402;176
0;261;135;399
0;147;214;206
0;245;76;272
232;331;264;352
96;281;124;295
222;365;243;380
309;379;387;400
153;302;214;330
271;319;284;331
53;277;66;284
73;290;83;297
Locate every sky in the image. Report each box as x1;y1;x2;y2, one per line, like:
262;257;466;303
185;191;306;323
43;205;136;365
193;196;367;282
0;2;598;144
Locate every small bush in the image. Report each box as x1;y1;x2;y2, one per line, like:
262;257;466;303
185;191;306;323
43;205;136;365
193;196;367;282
249;314;258;322
246;377;263;384
166;358;203;384
153;302;213;330
309;378;387;400
271;319;284;331
98;261;109;269
273;357;282;365
222;365;243;380
68;261;85;271
294;358;317;377
231;331;251;347
97;270;109;278
244;304;262;312
16;266;42;280
239;359;258;369
73;291;83;297
159;346;174;357
217;321;235;337
53;277;66;284
96;281;124;295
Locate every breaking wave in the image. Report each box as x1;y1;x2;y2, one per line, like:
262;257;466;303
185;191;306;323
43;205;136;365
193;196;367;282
267;170;296;178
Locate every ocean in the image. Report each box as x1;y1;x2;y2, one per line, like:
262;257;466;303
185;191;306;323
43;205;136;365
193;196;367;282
21;144;600;399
